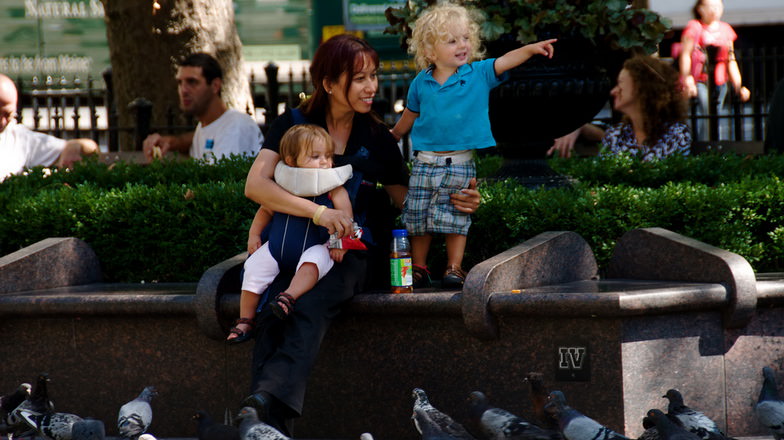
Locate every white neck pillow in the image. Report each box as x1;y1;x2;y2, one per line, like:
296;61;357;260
274;162;353;197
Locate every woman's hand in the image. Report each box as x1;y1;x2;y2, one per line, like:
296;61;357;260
682;75;698;98
450;177;481;213
317;207;354;237
547;127;581;158
739;86;751;102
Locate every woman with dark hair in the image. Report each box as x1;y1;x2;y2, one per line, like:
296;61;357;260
601;55;692;160
678;0;750;140
240;34;480;436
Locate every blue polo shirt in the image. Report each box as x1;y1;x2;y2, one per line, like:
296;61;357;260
406;58;508;151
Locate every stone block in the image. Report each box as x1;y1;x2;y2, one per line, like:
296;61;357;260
0;237;101;294
608;227;757;328
463;231;598;339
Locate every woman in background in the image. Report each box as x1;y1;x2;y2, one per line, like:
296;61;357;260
601;55;692;160
678;0;750;140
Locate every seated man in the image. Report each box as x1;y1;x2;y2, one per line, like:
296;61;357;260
142;52;263;162
0;73;98;181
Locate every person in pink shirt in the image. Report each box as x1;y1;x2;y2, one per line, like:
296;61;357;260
678;0;750;140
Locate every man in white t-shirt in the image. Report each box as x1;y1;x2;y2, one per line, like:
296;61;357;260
142;53;262;163
0;74;99;181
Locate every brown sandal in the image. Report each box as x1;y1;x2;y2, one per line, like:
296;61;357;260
227;317;255;344
442;264;467;288
270;292;296;320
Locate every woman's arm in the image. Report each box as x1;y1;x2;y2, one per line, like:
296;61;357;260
679;36;698;98
384;184;408;210
245;148;354;236
328;186;353;263
727;43;751;102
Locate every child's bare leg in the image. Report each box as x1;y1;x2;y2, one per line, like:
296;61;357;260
410;234;432;268
285;262;319;301
227;290;260;340
410;233;433;287
270;262;319;319
445;233;467;268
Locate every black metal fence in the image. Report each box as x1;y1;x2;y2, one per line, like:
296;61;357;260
12;48;783;152
688;46;784;143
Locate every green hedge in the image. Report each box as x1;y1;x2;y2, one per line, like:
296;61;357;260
549;152;784;187
0;156;257;282
470;175;784;273
2;153;784;282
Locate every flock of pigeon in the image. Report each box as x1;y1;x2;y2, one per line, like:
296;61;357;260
2;368;784;440
0;374;156;440
411;368;784;440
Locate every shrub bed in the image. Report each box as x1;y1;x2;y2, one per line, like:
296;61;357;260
2;153;783;282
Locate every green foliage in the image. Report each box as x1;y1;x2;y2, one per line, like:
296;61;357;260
468;174;784;273
0;156;257;283
384;0;671;54
4;152;784;282
548;152;784;187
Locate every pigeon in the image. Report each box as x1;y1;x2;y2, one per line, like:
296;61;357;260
411;388;476;440
1;383;31;420
637;414;660;440
235;406;288;440
71;418;107;440
360;434;374;440
525;373;556;430
12;373;55;417
756;366;784;440
193;410;240;440
117;386;157;440
543;391;631;440
7;374;55;439
17;408;84;440
662;389;729;440
645;409;701;440
637;426;660;440
467;391;561;440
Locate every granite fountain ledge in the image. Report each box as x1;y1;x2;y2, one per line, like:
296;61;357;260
3;231;784;439
0;230;776;337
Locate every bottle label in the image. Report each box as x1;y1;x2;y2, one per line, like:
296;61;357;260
390;257;413;287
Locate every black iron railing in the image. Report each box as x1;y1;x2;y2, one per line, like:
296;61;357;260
12;49;783;152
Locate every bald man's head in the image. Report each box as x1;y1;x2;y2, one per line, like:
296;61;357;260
0;74;18;133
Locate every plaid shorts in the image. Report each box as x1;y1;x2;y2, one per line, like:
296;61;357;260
403;152;475;236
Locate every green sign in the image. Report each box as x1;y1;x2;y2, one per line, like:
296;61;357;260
243;44;302;62
343;0;404;30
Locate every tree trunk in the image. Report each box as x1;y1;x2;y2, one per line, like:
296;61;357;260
101;0;252;151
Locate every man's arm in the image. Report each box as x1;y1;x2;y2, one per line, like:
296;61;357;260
56;138;99;168
142;132;193;161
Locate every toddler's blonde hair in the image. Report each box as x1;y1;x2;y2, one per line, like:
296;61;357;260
408;2;485;71
279;124;335;167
